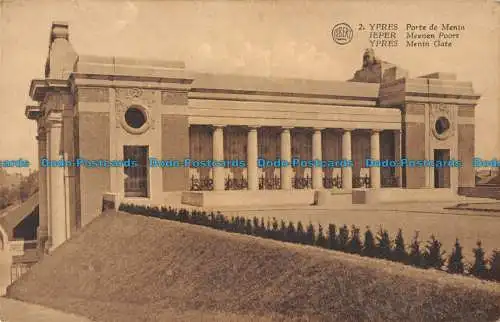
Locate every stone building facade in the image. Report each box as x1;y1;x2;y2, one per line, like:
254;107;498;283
26;22;479;251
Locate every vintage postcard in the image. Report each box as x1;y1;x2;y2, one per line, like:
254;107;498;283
0;1;499;321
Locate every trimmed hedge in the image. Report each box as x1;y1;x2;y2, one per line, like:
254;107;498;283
117;203;500;283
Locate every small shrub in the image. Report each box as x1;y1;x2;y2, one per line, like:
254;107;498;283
245;219;253;235
423;235;446;270
409;231;424;268
376;227;392;260
252;217;259;235
338;225;349;251
488;250;500;282
315;224;327;248
287;221;297;243
392;228;408;264
348;225;362;254
279;219;287;241
305;222;316;245
271;217;279;240
258;217;266;237
362;226;376;257
266;218;272;238
470;241;488;278
296;221;305;244
327;224;338;250
448;239;465;274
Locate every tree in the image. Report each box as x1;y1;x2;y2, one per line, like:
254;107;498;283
409;231;424;268
305;222;316;245
338;225;349;251
376;227;392;259
259;217;266;237
296;221;305;244
271;217;279;240
327;224;338;250
348;225;362;254
392;229;408;263
279;219;287;241
422;235;446;270
470;241;488;278
245;219;253;235
287;221;297;243
315;224;327;248
252;217;260;235
266;218;272;238
448;239;465;274
488;250;500;282
362;226;376;257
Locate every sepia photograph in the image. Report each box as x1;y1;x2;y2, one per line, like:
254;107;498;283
0;0;499;321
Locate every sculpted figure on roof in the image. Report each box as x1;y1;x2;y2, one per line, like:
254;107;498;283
350;48;383;83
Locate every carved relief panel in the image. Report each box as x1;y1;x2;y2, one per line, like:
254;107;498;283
115;88;157;134
430;103;456;141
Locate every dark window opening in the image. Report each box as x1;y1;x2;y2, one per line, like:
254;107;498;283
125;107;147;129
435;117;450;135
124;146;149;197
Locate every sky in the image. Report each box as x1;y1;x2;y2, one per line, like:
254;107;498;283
0;0;498;173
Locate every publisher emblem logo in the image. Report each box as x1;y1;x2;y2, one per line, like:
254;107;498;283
332;23;353;45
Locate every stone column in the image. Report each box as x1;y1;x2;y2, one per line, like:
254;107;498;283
312;128;324;189
280;127;292;190
370;129;382;189
212;125;225;191
394;130;402;187
47;113;67;250
247;126;259;191
341;129;353;190
36;128;49;252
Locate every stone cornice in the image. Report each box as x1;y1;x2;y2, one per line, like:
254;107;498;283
70;73;194;93
379;77;481;107
29;79;70;102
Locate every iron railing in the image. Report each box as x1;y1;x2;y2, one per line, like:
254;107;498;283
292;175;312;189
381;176;400;187
353;175;370;188
258;175;281;190
323;175;342;189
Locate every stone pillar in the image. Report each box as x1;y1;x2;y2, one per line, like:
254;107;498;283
212;125;225;191
370;129;381;189
247;126;259;191
312;128;324;189
394;130;402;187
280;127;292;190
341;129;353;190
47;113;67;250
36;128;49;252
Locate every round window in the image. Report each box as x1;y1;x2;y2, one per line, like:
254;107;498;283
124;106;147;129
434;117;450;135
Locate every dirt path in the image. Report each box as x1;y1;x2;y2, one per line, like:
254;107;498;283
0;297;92;322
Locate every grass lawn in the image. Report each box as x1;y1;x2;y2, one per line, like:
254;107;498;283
7;211;500;322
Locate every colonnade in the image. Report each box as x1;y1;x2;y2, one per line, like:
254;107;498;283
207;125;390;191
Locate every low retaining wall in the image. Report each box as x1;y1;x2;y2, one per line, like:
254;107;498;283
458;185;500;200
314;190;352;207
352;188;457;204
182;190;316;207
